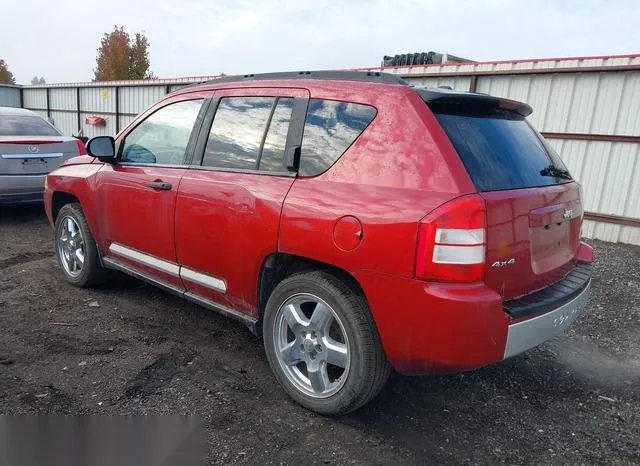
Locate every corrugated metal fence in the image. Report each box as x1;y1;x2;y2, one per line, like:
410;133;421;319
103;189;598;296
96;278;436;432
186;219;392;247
1;54;639;244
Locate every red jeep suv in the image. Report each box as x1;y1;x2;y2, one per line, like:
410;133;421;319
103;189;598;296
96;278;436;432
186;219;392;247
44;71;593;415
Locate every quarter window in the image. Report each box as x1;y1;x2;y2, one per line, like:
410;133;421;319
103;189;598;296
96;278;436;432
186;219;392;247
300;99;376;176
121;99;203;165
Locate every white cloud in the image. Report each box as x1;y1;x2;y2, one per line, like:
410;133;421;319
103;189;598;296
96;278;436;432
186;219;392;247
1;0;638;83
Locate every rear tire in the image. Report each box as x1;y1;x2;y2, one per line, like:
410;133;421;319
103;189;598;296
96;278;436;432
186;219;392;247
54;203;106;287
263;270;390;415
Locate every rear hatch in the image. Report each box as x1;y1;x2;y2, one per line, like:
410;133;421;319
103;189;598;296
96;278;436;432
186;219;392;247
420;89;582;299
0;114;80;175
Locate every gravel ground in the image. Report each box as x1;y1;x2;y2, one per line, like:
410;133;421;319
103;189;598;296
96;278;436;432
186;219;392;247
0;204;639;465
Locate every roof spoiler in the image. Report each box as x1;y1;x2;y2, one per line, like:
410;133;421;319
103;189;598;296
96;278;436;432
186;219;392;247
417;88;533;117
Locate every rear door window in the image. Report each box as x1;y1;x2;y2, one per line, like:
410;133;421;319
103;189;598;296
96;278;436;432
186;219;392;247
0;115;60;136
202;97;275;170
300;99;376;176
432;106;571;191
201;96;296;173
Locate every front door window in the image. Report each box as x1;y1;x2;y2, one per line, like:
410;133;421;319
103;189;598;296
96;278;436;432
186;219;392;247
121;99;204;165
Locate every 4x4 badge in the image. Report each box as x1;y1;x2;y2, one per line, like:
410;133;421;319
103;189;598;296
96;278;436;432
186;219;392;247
491;258;516;268
563;209;573;219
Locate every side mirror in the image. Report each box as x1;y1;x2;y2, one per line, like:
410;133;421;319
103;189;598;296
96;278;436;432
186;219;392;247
86;136;117;163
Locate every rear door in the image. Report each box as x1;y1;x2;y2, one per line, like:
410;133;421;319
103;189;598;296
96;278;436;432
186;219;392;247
429;99;582;299
174;87;309;316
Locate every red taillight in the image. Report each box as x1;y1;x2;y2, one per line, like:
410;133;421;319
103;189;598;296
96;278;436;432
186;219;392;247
415;194;487;283
75;139;87;155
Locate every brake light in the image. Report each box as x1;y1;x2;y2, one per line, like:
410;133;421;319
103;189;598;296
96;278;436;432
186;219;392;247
3;140;61;144
415;194;486;282
75;139;87;155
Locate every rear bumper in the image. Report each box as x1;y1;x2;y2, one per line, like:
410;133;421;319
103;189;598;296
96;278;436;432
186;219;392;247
354;245;593;375
0;174;45;204
503;278;590;358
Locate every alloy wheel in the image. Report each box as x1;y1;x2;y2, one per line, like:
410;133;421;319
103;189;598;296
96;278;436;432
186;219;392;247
273;293;351;398
57;216;85;278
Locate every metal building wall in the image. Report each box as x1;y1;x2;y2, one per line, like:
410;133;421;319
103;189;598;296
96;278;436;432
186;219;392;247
365;55;640;77
474;72;640;135
0;85;21;107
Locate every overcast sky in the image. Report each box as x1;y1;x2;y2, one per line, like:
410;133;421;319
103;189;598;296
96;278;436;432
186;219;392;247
2;0;638;83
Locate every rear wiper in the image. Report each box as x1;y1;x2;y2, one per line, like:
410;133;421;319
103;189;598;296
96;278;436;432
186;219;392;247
540;165;572;180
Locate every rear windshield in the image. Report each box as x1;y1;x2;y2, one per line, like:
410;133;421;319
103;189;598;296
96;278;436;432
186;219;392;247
0;115;60;136
432;106;571;191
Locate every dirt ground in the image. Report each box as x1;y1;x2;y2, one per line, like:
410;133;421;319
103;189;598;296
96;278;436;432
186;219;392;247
1;204;639;465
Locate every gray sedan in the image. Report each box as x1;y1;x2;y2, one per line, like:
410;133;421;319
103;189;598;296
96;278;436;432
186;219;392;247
0;107;86;204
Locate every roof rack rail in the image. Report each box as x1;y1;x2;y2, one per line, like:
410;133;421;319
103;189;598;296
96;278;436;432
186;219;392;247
203;70;409;85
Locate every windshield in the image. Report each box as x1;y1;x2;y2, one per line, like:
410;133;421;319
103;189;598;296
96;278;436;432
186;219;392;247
432;105;571;191
0;114;61;137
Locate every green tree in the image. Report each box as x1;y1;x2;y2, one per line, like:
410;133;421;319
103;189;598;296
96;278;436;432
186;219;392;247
30;76;46;85
0;59;16;84
93;26;153;81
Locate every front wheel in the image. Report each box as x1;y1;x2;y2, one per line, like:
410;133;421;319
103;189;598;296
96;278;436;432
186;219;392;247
55;203;106;287
263;270;390;415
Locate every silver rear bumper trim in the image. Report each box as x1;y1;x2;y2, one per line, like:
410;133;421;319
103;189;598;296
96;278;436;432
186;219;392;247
503;279;591;359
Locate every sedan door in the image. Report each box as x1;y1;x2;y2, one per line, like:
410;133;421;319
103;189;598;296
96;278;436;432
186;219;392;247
96;94;209;291
174;87;309;317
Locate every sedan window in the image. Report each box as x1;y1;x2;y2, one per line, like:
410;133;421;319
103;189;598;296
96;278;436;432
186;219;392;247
0;114;61;136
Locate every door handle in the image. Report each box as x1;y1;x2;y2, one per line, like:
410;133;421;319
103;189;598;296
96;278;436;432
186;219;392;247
147;181;172;191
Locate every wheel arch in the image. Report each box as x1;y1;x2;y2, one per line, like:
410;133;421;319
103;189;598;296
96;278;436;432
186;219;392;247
257;252;368;320
51;191;81;223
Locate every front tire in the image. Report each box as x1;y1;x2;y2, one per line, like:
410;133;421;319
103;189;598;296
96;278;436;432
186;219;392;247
263;270;390;415
55;203;106;287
